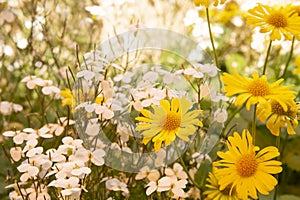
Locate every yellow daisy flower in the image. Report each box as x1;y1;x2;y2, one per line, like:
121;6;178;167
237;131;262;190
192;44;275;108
135;97;202;151
214;130;282;200
221;70;296;111
293;55;300;74
204;169;240;200
257;100;299;136
60;88;73;107
246;3;300;41
194;0;227;8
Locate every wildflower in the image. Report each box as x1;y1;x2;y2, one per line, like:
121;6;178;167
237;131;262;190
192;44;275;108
10;147;23;162
293;55;300;74
90;149;106;166
136;97;202;151
157;176;188;198
221;70;296;111
105;178;129;196
257;100;299;136
194;0;227;8
60;88;73;107
41;80;60;95
246;4;300;41
0;101;23;115
135;166;160;181
165;163;188;180
204;169;240;200
214;130;282;200
21;76;45;89
214;108;228;123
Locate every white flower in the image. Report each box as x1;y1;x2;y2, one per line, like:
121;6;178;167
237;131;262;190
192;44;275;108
77;69;95;80
157;177;187;197
154;149;166;167
105;178;129;195
42;80;60;95
214;108;228;123
95;104;114;119
85;118;100;136
28;184;51;200
143;71;159;82
10;147;23;162
46;149;66;163
17;163;39;181
135;166;160;182
48;117;75;136
195;63;219;77
21;76;45;89
49;177;81;199
162;71;182;85
22;139;38;153
3;130;28;145
91;149;106;166
183;67;204;78
145;181;158;196
165;163;188;180
0;101;23;115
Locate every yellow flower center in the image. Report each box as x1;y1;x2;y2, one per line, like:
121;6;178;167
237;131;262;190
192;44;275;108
247;79;270;96
236;154;258;177
267;12;288;28
271;101;296;118
163;111;181;131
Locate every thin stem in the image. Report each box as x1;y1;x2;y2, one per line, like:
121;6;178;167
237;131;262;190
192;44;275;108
274;131;281;200
262;40;273;75
252;104;257;145
206;8;219;67
280;36;295;79
174;140;202;190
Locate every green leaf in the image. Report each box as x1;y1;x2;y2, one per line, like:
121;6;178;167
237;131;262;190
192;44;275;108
194;159;212;188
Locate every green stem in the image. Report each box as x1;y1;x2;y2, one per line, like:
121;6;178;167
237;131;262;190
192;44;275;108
252;104;257;145
206;8;219;67
274;131;281;200
262;40;273;75
174;140;202;190
280;36;295;79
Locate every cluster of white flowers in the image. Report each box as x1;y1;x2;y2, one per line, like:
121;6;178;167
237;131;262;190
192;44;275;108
21;76;61;96
0;101;23;115
3;117;106;200
136;163;189;198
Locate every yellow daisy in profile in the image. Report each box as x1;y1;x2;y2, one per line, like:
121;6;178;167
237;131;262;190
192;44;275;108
221;70;296;111
204;169;240;200
194;0;227;8
257;100;299;136
135;97;202;151
246;4;300;41
293;55;300;74
214;130;282;200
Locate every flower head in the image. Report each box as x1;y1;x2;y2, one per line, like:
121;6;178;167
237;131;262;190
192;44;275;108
221;70;296;111
214;130;282;200
61;88;73;107
246;4;300;41
204;169;240;200
257;100;299;136
135;97;202;151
